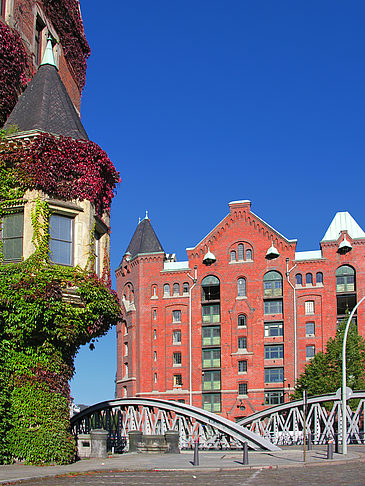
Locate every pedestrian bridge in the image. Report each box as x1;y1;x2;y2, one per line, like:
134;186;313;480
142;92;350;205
71;392;365;451
238;390;365;446
71;397;279;452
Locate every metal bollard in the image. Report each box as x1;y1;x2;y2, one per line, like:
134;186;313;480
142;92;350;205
307;433;312;451
327;440;333;460
242;442;249;465
193;439;199;466
334;433;339;454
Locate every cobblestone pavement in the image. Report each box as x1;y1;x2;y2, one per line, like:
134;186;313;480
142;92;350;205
4;462;365;486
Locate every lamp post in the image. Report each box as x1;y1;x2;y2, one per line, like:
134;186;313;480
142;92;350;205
341;295;365;454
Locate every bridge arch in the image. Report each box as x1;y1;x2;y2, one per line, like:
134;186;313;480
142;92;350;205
71;397;279;451
237;391;365;446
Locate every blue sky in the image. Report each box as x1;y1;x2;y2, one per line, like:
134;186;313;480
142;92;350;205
70;0;365;405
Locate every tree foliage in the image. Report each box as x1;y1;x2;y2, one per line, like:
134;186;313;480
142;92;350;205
293;319;365;399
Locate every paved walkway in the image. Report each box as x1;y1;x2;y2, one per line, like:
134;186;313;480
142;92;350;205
0;446;364;485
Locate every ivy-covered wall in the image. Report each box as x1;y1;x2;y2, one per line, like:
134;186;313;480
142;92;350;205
0;132;121;464
0;20;31;127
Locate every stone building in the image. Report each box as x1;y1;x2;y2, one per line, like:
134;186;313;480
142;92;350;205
115;200;365;420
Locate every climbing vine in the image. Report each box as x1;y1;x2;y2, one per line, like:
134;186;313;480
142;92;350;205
0;20;31;127
0;130;121;464
41;0;90;89
0;132;120;216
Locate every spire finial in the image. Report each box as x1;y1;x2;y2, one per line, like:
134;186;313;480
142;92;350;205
144;210;149;220
40;35;58;70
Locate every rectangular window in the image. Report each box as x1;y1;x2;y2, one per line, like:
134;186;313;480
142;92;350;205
263;281;283;297
306;345;315;359
202;393;221;412
238;360;247;373
124;362;128;378
173;374;182;386
238;383;248;396
264;300;283;314
337;294;356;316
305;300;315;315
202;304;220;323
264;344;284;359
153;309;157;320
306;322;315;337
35;17;45;65
173;310;181;322
238;336;247;350
49;214;73;265
173;330;181;344
264;367;284;383
264;322;283;337
202;348;220;368
202;370;221;391
265;391;284;405
202;326;220;346
94;230;101;276
2;212;23;262
173;352;181;366
154;351;157;361
124;342;128;356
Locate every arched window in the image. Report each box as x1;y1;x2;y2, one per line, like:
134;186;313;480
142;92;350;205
173;283;180;296
151;285;157;297
237;278;246;297
316;272;323;285
238;244;244;261
263;271;283;297
306;273;313;285
201;275;220;301
246;249;252;260
336;266;355;293
123;283;134;303
163;283;170;296
238;314;246;327
230;250;236;262
295;273;302;286
183;282;189;294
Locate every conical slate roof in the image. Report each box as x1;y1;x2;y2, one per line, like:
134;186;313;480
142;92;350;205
125;218;164;258
3;54;88;140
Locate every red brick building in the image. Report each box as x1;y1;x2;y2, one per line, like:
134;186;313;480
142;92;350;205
116;201;365;420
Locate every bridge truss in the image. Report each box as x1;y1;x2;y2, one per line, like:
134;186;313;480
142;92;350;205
238;391;365;446
71;398;279;452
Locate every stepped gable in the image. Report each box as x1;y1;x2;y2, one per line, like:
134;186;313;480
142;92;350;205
3;39;88;140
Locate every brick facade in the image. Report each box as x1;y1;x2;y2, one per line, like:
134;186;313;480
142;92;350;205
116;201;365;421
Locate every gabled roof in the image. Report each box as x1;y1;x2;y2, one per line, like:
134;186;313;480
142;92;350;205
125;218;164;259
322;211;365;242
3;58;88;140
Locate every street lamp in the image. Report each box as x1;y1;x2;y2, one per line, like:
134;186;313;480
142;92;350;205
342;295;365;454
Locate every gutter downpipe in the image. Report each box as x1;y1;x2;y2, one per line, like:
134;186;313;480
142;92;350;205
342;295;365;454
187;266;198;406
286;258;297;383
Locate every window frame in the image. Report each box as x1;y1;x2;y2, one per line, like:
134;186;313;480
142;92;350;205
305;300;315;315
173;283;180;296
202;370;221;391
173;374;183;386
238;360;247;373
1;211;24;262
238;314;247;328
306;273;313;285
49;213;74;266
173;351;182;366
306;345;316;359
264;344;284;360
263;271;283;297
202;393;221;412
305;322;315;337
173;330;182;345
264;299;283;315
173;309;182;323
237;277;246;297
238;383;248;396
264;322;283;337
238;336;247;351
202;348;221;368
264;367;284;383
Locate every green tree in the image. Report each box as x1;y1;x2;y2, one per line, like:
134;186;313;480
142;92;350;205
293;318;365;399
